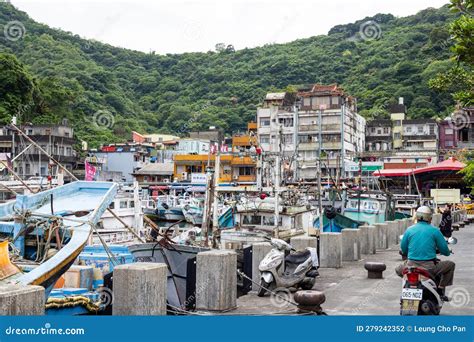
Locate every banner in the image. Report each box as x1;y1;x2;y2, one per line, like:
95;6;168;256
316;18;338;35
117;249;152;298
84;161;97;181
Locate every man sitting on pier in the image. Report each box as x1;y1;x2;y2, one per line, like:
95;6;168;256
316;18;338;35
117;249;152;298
395;206;455;302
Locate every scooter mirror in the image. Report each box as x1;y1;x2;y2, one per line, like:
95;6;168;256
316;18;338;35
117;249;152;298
447;237;458;245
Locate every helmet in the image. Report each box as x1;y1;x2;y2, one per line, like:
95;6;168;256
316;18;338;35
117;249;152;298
416;206;432;222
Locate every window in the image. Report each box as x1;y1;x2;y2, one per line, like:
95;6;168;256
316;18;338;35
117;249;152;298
393;120;402;126
239;167;254;176
259;118;270;127
66;147;72;156
262;215;275;226
130;201;135;208
377;129;382;135
260;135;270;144
243;215;261;225
429;125;435;135
383;127;389;134
417;126;423;134
109;202;115;209
278;117;293;127
282;134;293;144
65;132;70;137
406;126;412;133
370;127;376;133
298;135;310;143
394;133;401;139
120;201;128;209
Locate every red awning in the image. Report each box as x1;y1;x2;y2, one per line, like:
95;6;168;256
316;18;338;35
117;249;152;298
412;158;465;175
373;168;413;177
373;158;465;178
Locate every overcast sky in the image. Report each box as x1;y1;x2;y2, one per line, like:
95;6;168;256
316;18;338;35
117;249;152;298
12;0;448;54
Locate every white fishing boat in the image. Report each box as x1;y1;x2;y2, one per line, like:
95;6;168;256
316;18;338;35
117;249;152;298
91;184;144;245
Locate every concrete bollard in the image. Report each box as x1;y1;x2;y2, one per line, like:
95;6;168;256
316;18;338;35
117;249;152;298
290;236;318;251
252;243;272;291
389;221;399;246
0;285;45;315
196;250;237;312
358;225;370;255
341;229;361;261
320;233;342;268
374;223;388;249
113;262;167;316
385;221;394;246
366;225;377;254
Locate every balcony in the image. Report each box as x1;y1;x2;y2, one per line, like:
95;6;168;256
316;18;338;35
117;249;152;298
298;142;318;150
298;124;341;132
219;174;232;183
231;156;255;166
237;175;256;183
232;135;255;147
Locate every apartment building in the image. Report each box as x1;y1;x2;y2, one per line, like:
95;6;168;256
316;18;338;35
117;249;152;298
0;121;77;180
361;98;439;169
256;84;366;180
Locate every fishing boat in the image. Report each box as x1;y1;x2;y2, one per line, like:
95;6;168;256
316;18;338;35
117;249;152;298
343;193;392;225
91;185;144;245
313;207;363;233
182;197;205;225
219;197;314;246
0;181;117;296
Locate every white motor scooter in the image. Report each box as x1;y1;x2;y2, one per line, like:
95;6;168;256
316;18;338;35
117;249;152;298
257;238;319;297
400;236;457;315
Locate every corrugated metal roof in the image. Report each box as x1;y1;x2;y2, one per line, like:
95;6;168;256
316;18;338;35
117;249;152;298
133;163;174;175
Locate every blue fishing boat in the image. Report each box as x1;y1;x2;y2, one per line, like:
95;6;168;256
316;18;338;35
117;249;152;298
0;181;117;296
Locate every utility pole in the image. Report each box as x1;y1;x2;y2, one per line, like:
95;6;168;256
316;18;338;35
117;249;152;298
317;157;323;231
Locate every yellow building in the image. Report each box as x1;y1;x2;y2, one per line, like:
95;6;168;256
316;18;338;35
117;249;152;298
173;123;258;184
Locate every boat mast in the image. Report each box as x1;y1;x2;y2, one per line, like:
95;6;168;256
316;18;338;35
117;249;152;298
211;143;221;244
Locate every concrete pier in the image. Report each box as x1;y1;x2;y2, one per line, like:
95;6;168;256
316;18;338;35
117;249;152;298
196;250;237;311
374;223;388;249
320;233;342;268
358;225;370;255
0;285;44;315
251;243;272;291
113;262;167;316
363;225;377;254
386;221;398;246
341;229;361;261
290;236;318;250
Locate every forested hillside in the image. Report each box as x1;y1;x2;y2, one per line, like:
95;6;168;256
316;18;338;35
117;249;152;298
0;3;460;147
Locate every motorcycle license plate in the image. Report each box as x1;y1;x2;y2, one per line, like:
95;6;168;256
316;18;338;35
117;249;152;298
401;288;423;300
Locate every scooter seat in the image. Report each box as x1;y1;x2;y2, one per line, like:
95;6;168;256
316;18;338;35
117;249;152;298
285;250;311;264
